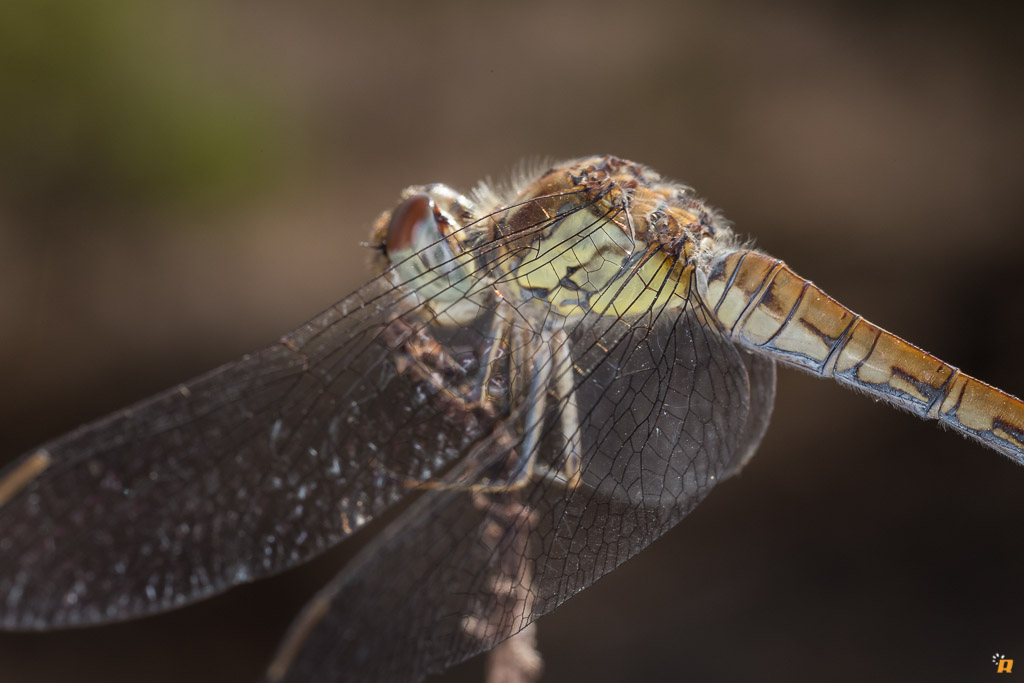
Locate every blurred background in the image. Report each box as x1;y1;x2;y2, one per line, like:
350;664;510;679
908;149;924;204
1;0;1022;681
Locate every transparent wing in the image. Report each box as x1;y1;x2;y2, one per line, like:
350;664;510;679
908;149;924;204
264;294;777;683
0;275;510;630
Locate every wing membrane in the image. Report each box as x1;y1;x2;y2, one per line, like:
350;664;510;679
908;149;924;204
0;277;506;630
265;298;776;682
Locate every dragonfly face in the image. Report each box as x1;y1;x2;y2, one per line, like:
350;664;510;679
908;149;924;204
374;185;488;326
0;155;1020;683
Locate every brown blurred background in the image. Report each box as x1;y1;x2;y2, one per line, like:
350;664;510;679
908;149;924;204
1;1;1023;681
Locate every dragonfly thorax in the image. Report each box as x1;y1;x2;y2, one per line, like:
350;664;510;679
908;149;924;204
481;156;734;322
372;156;738;328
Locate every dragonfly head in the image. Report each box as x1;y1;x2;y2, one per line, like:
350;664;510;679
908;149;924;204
370;184;490;325
375;185;475;260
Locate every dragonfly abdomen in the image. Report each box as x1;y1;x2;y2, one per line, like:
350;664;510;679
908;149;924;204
702;249;1024;465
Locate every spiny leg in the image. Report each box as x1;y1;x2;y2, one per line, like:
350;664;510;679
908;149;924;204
478;327;583;492
413;332;553;494
550;328;582;489
470;308;514;406
493;332;554;490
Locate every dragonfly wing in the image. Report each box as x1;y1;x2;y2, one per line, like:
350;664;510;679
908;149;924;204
0;277;506;630
733;347;777;470
264;301;777;683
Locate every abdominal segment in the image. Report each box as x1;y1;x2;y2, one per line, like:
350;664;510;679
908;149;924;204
703;248;1024;465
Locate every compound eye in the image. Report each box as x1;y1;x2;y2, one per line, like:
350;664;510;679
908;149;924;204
385;193;437;256
380;189;485;323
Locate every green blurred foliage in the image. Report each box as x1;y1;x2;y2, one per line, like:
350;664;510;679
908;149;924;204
0;0;291;223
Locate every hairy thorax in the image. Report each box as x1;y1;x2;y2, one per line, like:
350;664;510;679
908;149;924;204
371;155;736;328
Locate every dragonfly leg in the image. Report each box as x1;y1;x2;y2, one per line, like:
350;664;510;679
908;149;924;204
383;315;497;414
457;334;553;493
373;309;521;491
401;334;554;494
469;308;513;405
551;328;582;489
499;334;554;489
467;328;584;493
503;328;583;492
392;326;585;495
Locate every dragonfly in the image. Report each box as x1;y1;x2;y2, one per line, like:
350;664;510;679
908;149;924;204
1;155;1021;682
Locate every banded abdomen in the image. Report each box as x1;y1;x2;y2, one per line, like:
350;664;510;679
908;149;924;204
702;249;1024;465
